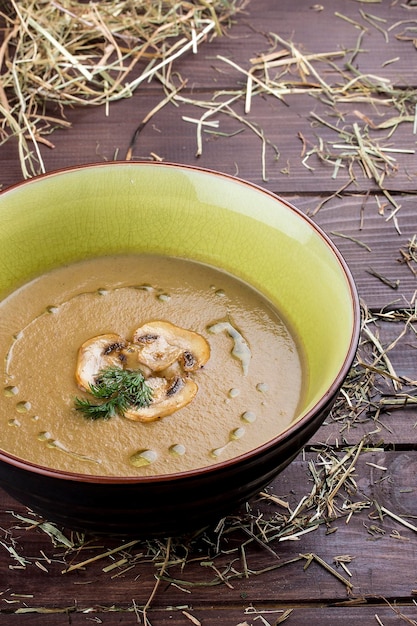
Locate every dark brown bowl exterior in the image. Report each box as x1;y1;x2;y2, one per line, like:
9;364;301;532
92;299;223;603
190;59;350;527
0;391;339;537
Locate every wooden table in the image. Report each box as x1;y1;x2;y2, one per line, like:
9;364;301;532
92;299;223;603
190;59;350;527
1;1;417;623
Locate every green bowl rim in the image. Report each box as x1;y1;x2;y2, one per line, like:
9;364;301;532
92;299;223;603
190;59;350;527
0;161;361;483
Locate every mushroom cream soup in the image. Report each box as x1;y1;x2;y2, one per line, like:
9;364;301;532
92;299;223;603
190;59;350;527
0;255;304;476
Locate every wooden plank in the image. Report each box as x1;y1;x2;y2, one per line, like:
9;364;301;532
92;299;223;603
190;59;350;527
176;0;417;88
1;605;416;625
295;195;417;309
1;451;417;606
121;95;417;194
2;90;416;194
321;316;417;442
0;605;416;625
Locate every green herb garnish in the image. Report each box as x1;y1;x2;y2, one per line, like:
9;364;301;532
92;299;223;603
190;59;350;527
74;367;153;421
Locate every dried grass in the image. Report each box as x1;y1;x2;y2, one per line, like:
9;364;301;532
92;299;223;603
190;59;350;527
204;28;417;208
2;1;416;199
0;0;246;178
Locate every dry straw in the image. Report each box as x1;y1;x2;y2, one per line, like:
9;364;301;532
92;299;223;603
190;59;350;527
209;26;417;204
2;1;416;197
143;14;416;193
0;0;246;178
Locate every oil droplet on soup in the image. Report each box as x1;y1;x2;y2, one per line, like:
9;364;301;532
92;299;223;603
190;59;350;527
241;411;256;423
169;444;186;457
4;386;18;397
230;427;245;441
15;401;31;413
130;449;158;467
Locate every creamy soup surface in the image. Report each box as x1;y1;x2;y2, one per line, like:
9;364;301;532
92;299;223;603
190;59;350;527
0;255;304;476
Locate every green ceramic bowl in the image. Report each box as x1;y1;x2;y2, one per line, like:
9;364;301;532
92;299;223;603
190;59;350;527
0;162;360;535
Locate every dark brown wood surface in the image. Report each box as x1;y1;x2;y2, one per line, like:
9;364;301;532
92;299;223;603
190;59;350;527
1;1;417;624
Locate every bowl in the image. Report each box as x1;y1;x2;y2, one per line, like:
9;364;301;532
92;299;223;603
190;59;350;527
0;162;360;536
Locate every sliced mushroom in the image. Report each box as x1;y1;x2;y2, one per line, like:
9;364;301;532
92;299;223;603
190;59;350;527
119;344;153;378
75;333;127;391
132;321;210;372
125;334;183;372
124;375;197;422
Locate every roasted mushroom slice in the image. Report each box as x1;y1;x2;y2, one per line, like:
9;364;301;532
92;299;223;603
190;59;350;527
119;344;153;378
124;334;182;373
124;375;197;422
76;333;127;391
132;321;210;372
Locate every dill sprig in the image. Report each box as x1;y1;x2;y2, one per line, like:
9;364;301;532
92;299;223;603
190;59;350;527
74;367;153;421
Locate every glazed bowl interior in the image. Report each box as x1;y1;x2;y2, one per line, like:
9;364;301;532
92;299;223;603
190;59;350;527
0;162;357;438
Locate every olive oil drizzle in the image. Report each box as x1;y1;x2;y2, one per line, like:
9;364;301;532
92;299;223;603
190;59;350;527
207;320;251;375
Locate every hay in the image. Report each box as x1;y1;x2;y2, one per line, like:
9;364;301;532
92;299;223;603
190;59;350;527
0;0;246;178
